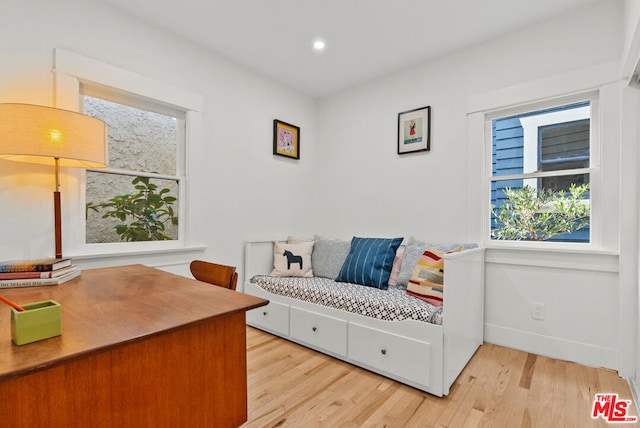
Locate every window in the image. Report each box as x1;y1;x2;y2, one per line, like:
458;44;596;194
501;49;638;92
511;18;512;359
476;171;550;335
53;48;203;256
489;99;595;243
82;89;185;243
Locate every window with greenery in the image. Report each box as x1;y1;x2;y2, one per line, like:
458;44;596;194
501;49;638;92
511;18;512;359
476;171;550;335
82;91;185;243
490;101;592;243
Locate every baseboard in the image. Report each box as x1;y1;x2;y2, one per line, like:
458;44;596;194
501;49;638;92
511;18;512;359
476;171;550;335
484;323;618;370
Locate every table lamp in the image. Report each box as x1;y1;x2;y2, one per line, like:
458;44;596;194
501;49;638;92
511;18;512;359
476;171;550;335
0;103;108;258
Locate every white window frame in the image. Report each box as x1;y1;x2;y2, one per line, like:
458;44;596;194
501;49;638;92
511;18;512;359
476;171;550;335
465;59;625;253
467;63;623;259
53;49;203;256
484;91;599;249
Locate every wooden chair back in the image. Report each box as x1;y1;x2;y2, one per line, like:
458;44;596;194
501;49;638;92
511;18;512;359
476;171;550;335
190;260;238;290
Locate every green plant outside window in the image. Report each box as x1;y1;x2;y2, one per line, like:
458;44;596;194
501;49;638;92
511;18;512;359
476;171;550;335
491;183;590;241
87;176;178;242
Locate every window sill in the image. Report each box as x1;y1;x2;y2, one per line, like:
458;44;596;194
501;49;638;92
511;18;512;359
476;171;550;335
68;246;207;270
484;245;619;273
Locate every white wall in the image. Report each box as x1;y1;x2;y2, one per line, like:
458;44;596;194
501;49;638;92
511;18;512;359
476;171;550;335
0;0;316;275
315;0;631;373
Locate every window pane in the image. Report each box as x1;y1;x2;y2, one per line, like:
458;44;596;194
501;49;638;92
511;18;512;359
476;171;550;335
492;102;590;177
83;96;178;175
491;174;590;243
540;172;589;193
86;172;179;243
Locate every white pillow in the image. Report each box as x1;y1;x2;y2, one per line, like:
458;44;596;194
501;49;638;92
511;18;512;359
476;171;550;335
271;241;314;277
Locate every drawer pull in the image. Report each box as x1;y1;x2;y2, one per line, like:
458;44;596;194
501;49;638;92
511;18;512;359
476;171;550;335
312;326;317;332
262;311;268;316
381;349;387;355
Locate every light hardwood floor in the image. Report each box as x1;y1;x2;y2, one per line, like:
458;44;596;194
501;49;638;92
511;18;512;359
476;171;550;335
243;327;638;427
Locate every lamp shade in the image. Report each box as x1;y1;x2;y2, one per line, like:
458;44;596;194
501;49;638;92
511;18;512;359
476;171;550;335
0;103;108;168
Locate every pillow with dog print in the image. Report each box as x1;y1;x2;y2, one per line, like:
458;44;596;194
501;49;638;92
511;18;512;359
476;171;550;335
271;241;314;277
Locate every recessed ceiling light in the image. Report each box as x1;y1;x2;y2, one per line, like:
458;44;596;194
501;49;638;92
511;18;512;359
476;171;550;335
313;39;326;52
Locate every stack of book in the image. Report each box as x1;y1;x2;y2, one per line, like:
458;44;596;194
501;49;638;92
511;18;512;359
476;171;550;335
0;258;80;288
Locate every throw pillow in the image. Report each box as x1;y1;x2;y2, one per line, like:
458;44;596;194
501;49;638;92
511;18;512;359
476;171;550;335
335;236;403;289
396;236;428;288
271;241;314;277
388;245;405;286
406;246;462;305
311;235;351;279
396;236;466;288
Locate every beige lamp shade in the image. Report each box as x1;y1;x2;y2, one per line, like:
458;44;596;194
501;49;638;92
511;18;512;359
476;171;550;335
0;103;108;168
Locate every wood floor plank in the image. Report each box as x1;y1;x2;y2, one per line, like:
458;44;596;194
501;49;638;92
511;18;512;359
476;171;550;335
404;391;447;427
474;346;523;426
243;327;638;427
565;361;583;427
524;354;550;428
464;345;496;411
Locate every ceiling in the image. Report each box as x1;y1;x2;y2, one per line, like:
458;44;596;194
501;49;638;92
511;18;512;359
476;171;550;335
99;0;600;98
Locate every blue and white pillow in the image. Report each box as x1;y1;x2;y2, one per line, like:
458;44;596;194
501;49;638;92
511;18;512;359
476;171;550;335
336;236;403;289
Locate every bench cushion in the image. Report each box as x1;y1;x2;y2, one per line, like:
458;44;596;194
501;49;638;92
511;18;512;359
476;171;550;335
251;275;443;325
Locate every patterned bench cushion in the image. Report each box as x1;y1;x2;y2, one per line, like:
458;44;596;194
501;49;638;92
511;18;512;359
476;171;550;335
250;275;443;325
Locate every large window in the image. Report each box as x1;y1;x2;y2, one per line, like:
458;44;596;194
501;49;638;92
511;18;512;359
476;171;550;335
490;99;594;243
82;87;185;243
53;48;202;256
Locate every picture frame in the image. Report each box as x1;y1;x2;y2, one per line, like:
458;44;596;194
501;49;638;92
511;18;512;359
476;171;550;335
273;119;300;159
397;105;431;154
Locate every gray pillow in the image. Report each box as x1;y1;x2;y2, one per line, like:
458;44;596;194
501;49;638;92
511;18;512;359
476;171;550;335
312;235;351;279
396;236;428;287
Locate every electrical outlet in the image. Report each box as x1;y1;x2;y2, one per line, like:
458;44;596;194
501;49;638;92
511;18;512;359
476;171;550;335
532;303;545;320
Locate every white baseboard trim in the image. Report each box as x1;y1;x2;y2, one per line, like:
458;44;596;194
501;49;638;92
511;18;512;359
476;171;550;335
484;323;618;370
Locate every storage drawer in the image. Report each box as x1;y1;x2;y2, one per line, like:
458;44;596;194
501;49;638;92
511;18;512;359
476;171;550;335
348;323;431;387
246;300;289;336
290;307;347;357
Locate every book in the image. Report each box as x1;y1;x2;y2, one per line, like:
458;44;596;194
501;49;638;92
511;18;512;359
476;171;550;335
0;258;72;273
0;269;81;288
0;265;78;280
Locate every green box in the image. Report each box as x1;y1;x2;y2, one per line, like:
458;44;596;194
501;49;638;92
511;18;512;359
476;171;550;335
10;300;61;345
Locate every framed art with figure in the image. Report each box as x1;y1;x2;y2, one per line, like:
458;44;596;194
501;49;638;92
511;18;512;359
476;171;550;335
398;105;430;154
273;119;300;159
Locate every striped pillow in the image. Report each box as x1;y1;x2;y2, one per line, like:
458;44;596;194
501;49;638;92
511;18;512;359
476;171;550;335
336;237;404;289
406;246;462;305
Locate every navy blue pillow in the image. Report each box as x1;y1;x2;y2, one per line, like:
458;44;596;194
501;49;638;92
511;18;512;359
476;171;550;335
335;237;404;289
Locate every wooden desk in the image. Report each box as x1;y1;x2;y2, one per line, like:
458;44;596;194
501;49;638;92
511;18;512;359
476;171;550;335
0;264;267;428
